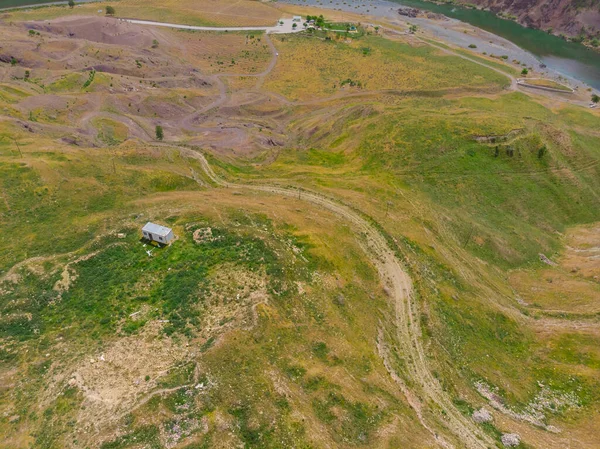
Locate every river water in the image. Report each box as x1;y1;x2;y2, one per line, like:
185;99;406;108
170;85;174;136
279;0;600;90
391;0;600;90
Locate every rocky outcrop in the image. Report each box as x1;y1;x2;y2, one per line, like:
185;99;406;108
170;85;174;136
454;0;600;38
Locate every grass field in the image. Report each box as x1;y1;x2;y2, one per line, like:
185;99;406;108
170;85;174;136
1;3;600;448
2;0;283;26
265;33;509;100
0;136;429;448
214;90;600;445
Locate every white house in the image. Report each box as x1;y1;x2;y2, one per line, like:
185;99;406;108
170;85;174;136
292;16;302;22
142;222;174;244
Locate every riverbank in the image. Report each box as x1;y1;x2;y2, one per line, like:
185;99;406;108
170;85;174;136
277;0;600;92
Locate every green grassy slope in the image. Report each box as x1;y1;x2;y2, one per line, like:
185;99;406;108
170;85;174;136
215;91;600;441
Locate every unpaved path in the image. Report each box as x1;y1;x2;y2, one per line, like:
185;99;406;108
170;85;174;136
180;147;496;449
123;18;303;35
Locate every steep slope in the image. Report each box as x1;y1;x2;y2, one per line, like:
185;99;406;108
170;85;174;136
457;0;600;37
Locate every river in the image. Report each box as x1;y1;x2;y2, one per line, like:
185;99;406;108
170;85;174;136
279;0;600;90
391;0;600;90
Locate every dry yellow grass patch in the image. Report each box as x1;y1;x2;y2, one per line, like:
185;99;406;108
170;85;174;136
6;0;282;27
264;33;508;101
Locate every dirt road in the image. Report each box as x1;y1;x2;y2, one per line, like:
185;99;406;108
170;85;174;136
181;147;496;449
123;18;303;35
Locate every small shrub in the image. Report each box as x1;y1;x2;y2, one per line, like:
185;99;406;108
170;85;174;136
155;125;164;141
537;146;546;159
468;44;477;48
83;70;95;88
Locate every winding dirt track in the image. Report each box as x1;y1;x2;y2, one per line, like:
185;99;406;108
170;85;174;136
180;147;496;449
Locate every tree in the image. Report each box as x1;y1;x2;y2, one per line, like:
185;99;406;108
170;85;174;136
521;68;528;76
292;23;297;29
409;24;418;34
592;94;600;104
68;0;75;8
155;125;164;140
105;5;115;16
152;39;159;48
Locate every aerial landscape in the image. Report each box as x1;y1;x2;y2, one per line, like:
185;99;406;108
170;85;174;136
0;0;599;448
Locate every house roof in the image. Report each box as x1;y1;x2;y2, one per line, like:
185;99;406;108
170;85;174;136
142;222;172;237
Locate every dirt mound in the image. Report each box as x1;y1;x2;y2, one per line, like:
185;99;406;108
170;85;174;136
26;16;155;47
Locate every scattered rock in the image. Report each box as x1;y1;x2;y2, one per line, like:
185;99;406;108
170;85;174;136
398;7;420;18
117;233;126;239
193;227;217;244
334;293;345;306
8;415;20;423
472;407;493;423
501;433;521;447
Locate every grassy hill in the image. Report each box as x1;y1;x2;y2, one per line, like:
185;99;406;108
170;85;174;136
1;5;600;448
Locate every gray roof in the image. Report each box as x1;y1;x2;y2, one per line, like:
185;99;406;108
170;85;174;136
142;222;172;237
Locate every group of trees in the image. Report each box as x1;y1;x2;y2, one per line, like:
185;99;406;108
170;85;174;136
305;15;325;28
